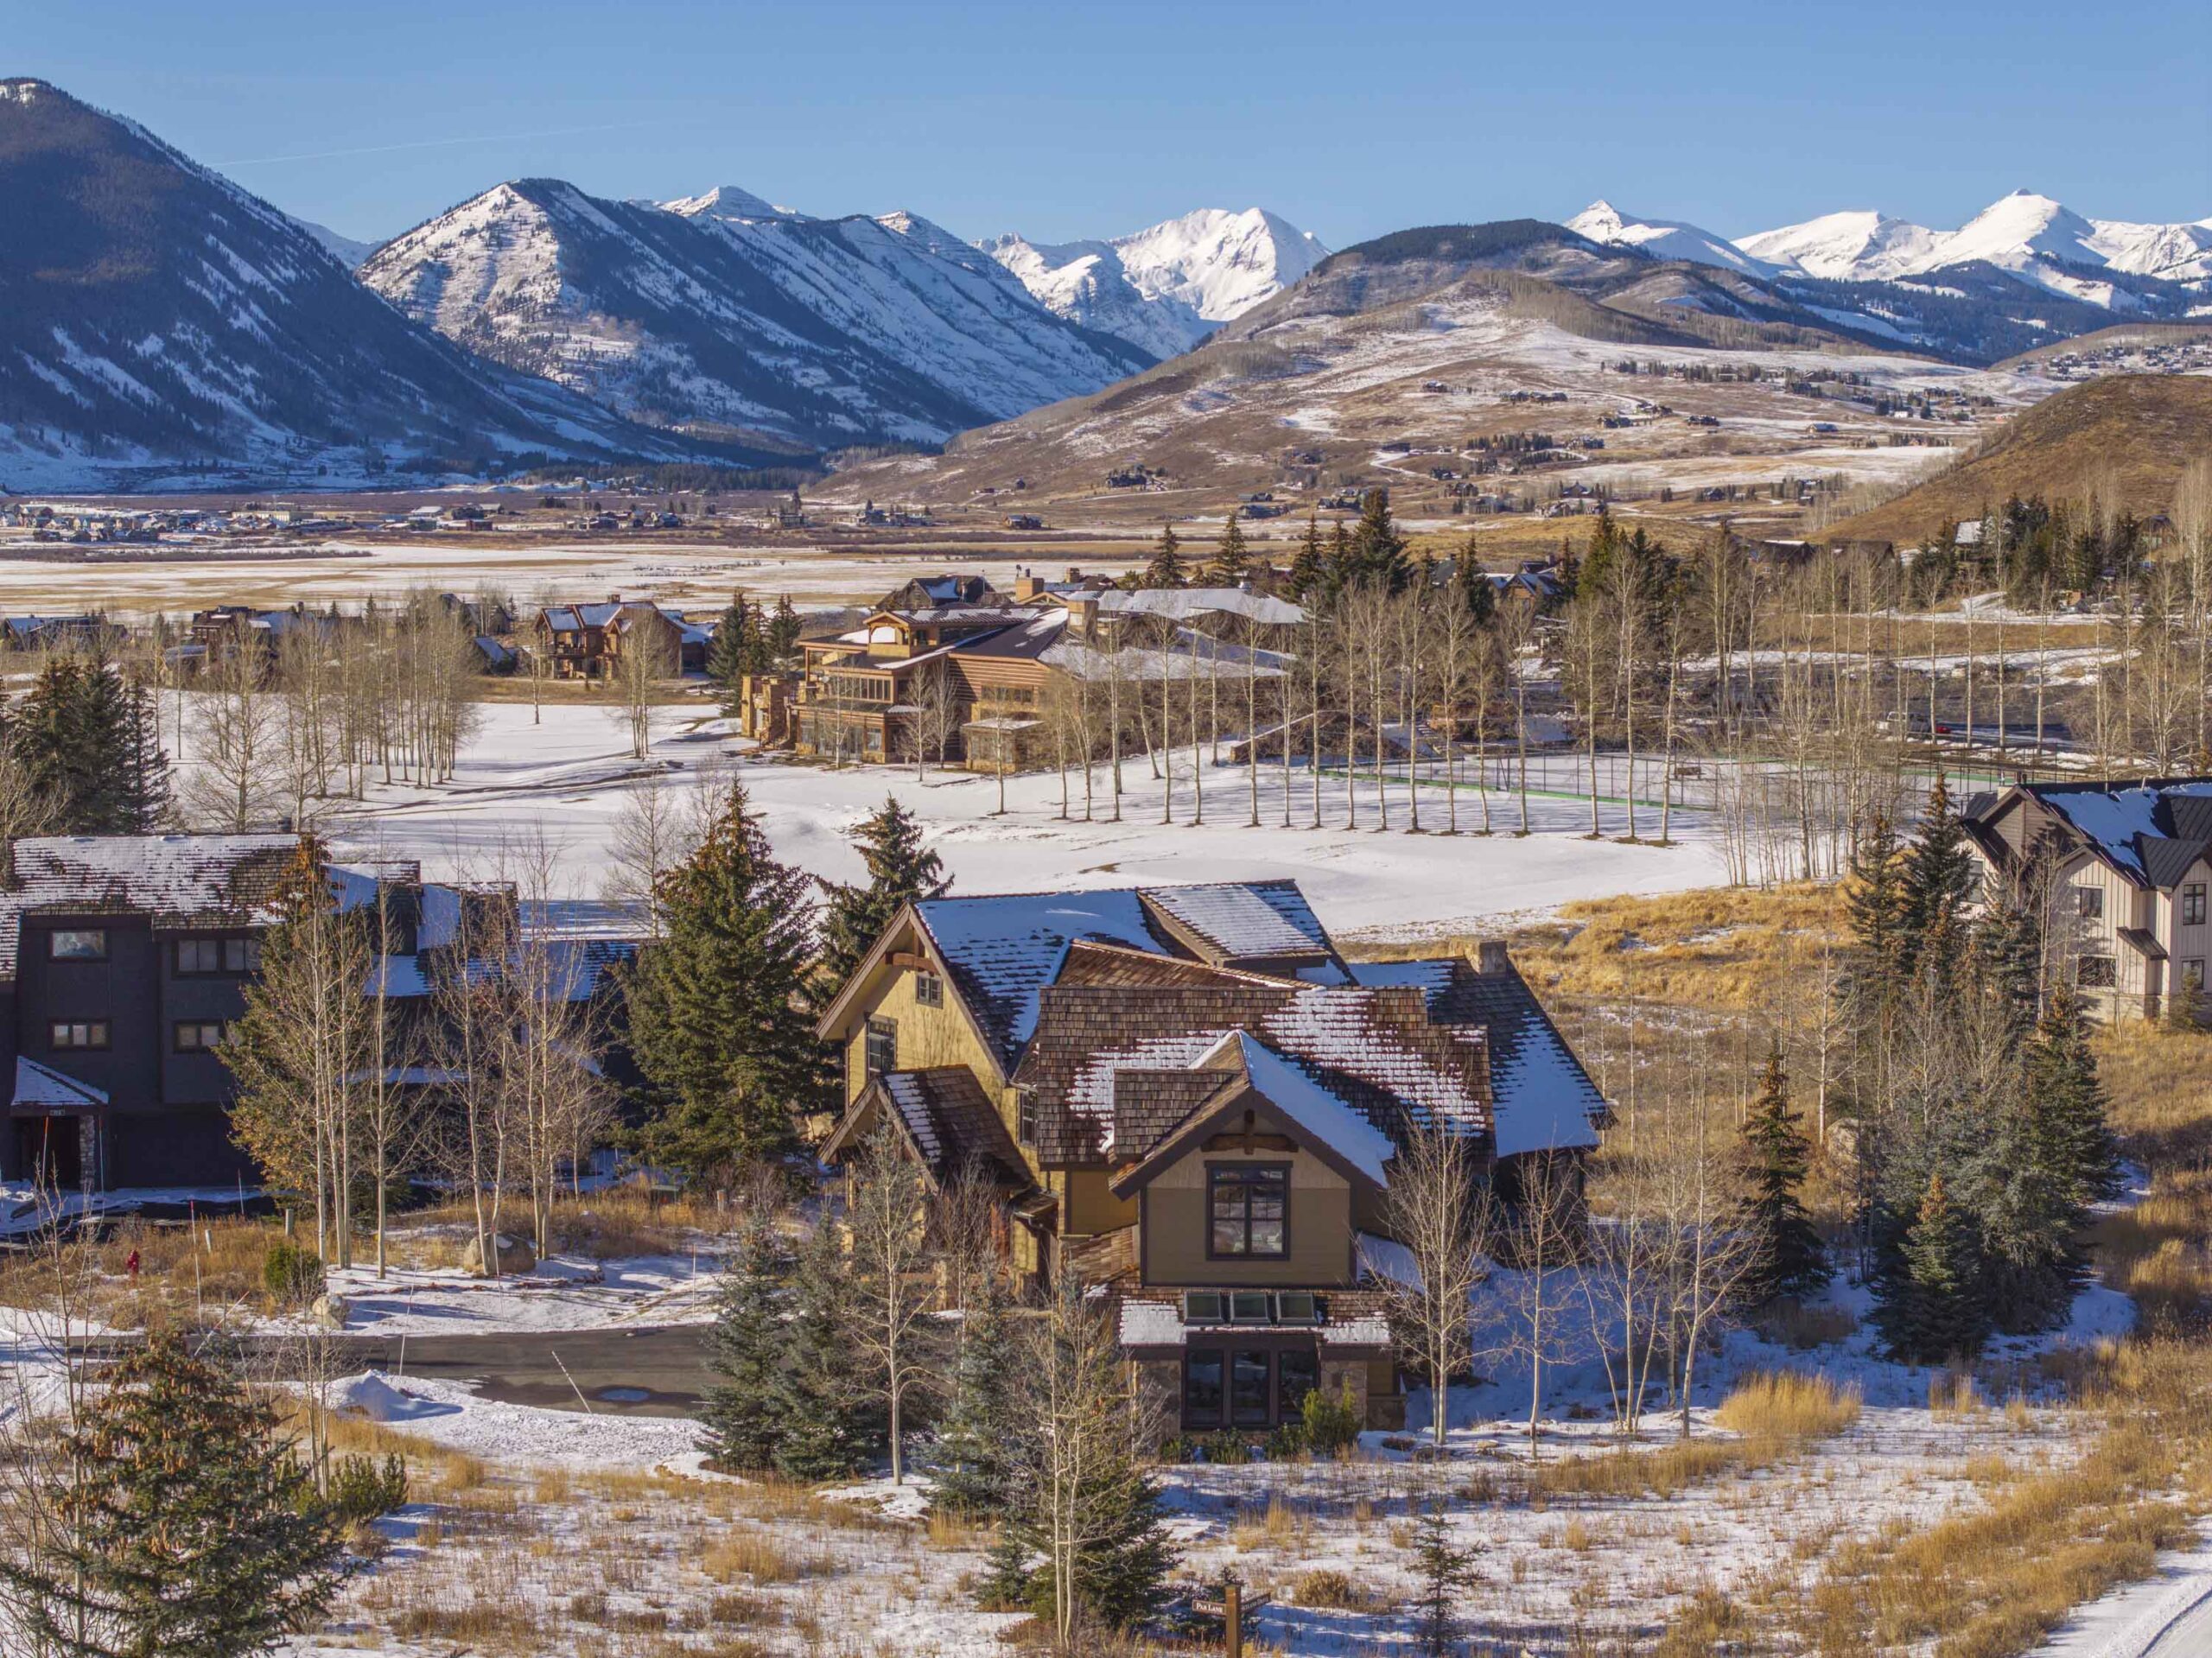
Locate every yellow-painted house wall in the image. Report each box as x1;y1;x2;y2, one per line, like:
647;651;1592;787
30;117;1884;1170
1138;1129;1357;1289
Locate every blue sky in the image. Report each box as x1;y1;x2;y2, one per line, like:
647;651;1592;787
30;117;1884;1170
13;0;2208;248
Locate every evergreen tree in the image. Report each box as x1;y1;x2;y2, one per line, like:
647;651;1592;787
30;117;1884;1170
1349;489;1410;592
772;1220;882;1482
1874;1172;1990;1363
1326;521;1355;596
1454;536;1495;623
10;652;168;835
120;678;171;831
706;593;753;716
1735;1045;1829;1303
766;594;802;664
1899;777;1979;983
1285;511;1326;600
926;1268;1017;1517
2022;981;2124;1206
817;796;950;995
0;1332;346;1657
626;785;824;1179
1209;514;1250;586
1408;1499;1481;1657
1142;524;1186;590
699;1212;788;1471
1039;1453;1178;1633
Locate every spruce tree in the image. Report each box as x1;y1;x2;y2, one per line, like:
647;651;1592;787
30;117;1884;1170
2023;981;2124;1206
1327;521;1355;596
926;1268;1017;1517
1408;1499;1480;1657
1735;1045;1829;1303
817;796;950;996
0;1332;346;1656
1899;777;1979;981
766;594;802;664
1208;514;1250;586
1285;511;1326;600
1454;537;1495;623
707;593;753;716
700;1212;788;1471
1143;524;1186;590
772;1219;882;1482
626;785;824;1179
1874;1172;1990;1363
1350;489;1410;592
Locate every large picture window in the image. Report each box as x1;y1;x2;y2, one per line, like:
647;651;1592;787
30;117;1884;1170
1209;1164;1288;1258
1180;1344;1324;1429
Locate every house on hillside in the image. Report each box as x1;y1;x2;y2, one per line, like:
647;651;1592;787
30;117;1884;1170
815;880;1610;1434
0;835;636;1191
1963;778;2212;1022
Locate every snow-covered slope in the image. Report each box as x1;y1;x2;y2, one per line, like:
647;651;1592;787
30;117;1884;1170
362;180;1151;448
983;207;1326;359
1566;200;1781;277
0;79;714;492
296;219;377;270
1737;192;2212;307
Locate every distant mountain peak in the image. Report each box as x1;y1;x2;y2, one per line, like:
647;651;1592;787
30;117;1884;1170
661;183;804;220
1565;200;1779;276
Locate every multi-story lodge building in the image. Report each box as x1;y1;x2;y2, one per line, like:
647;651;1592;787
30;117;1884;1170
1964;778;2212;1022
0;835;626;1192
817;879;1609;1434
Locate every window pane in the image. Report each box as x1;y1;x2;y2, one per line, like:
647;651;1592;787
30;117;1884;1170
50;931;105;961
1231;1351;1271;1425
1278;1350;1319;1416
1211;1220;1245;1255
1183;1351;1224;1422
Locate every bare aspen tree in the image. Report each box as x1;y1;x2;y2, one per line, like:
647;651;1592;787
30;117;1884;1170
1379;1121;1491;1449
610;615;661;761
1505;1153;1584;1461
185;638;286;830
844;1115;938;1484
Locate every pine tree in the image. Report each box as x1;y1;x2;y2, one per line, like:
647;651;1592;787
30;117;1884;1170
1874;1172;1990;1363
1285;511;1326;600
707;593;753;716
1454;537;1495;623
10;652;166;835
1350;489;1410;592
121;677;171;831
627;785;824;1179
1735;1045;1829;1303
927;1268;1017;1517
766;594;802;664
1143;524;1186;590
772;1220;882;1482
1208;514;1250;586
817;797;950;995
1900;777;1979;982
2022;981;2124;1206
699;1212;788;1471
1408;1499;1480;1657
1327;521;1355;597
0;1332;345;1656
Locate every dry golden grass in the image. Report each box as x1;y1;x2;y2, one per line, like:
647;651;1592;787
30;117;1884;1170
2089;1020;2212;1171
1291;1567;1376;1611
2089;1166;2212;1337
1536;1371;1859;1502
702;1531;833;1586
1784;1341;2212;1658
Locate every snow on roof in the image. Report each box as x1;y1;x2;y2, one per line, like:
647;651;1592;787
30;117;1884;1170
2030;781;2212;883
914;889;1166;1059
8;834;301;922
1092;588;1305;625
14;1057;106;1110
1237;1034;1396;1185
1348;959;1456;993
1144;880;1331;959
1119;1299;1185;1347
1484;999;1605;1156
1355;1231;1421;1291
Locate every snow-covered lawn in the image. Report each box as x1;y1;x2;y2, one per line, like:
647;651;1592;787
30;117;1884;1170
283;697;1732;942
269;1249;728;1337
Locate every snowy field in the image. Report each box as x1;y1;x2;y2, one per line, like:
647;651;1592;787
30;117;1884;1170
290;698;1732;943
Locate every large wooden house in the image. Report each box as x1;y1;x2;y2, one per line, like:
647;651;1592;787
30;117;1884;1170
817;880;1610;1434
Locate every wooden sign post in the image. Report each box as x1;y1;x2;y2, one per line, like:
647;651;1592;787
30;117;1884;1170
1224;1582;1242;1657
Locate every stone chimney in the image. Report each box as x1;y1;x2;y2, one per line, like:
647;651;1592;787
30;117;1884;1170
1014;575;1045;602
1477;939;1511;975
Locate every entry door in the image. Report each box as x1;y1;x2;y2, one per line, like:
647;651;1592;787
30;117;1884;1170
18;1117;82;1189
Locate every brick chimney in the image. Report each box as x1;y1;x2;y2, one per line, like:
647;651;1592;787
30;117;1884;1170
1477;939;1511;975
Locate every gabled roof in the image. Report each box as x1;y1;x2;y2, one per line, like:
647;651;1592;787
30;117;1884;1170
1140;880;1337;966
820;1066;1034;1195
13;1057;107;1112
1967;778;2212;888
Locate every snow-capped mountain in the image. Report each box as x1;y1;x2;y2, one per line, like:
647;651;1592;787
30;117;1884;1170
1732;210;1944;282
1736;191;2212;307
982;208;1326;359
0;79;714;492
296;219;378;270
363;180;1151;449
1565;201;1781;277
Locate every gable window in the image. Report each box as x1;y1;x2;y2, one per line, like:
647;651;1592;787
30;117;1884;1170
864;1016;898;1079
2186;885;2207;927
2077;955;2116;988
2077;887;2103;920
48;930;106;962
49;1020;108;1051
913;970;944;1008
1209;1164;1288;1259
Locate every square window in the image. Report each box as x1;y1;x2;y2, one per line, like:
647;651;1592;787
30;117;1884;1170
914;970;944;1008
223;937;261;972
2186;886;2207;927
1229;1291;1273;1324
49;1020;109;1051
1275;1291;1321;1325
1208;1165;1290;1259
1181;1291;1225;1324
177;938;220;974
48;930;106;962
2077;887;2103;920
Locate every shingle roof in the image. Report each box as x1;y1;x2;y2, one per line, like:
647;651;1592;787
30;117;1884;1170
912;890;1166;1065
8;835;301;924
1141;880;1333;962
1983;779;2212;886
13;1057;107;1111
877;1066;1032;1190
1388;957;1609;1155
